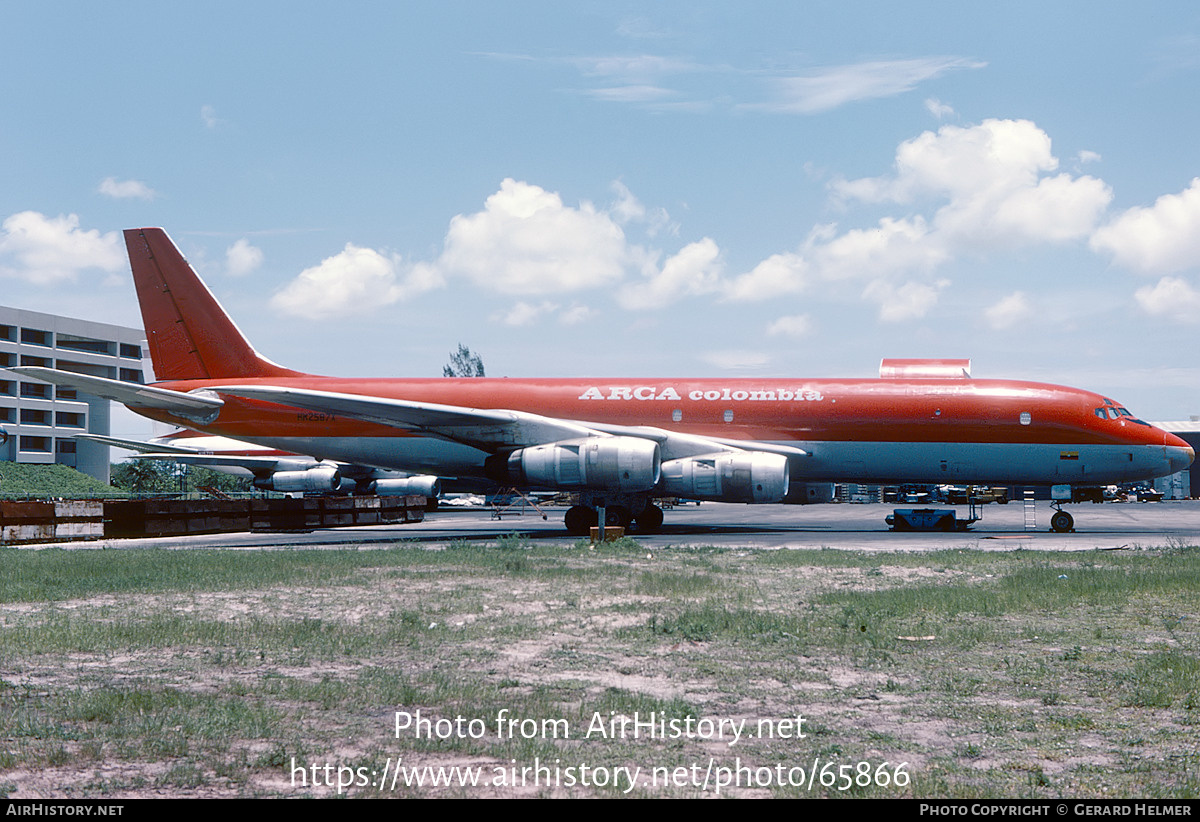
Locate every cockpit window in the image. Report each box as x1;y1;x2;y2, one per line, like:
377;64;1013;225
1096;403;1150;426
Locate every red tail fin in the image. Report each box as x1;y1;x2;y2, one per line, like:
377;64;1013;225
125;228;304;381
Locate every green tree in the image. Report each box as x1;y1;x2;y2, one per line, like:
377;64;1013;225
110;460;173;493
442;343;486;377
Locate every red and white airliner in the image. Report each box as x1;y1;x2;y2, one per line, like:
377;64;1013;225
13;228;1194;535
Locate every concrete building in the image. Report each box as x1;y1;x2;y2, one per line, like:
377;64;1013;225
0;306;148;483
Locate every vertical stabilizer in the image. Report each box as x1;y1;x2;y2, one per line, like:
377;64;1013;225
125;228;304;381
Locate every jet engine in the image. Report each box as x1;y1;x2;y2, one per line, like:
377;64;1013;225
254;466;341;492
489;436;661;492
660;451;789;503
367;476;441;498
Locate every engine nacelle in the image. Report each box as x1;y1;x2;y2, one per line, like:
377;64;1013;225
661;451;790;503
492;436;661;492
368;476;441;498
254;466;341;492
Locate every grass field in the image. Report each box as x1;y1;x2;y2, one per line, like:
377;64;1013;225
2;537;1199;798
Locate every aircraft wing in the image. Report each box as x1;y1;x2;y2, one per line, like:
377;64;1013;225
215;385;807;460
215;385;600;450
9;366;222;421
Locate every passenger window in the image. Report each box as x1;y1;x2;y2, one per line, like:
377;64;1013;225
1020;412;1031;426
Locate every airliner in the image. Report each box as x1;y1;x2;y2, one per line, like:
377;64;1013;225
12;228;1193;535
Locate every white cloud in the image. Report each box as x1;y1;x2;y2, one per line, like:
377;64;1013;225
810;216;945;281
925;98;955;119
558;303;592;325
862;279;947;322
835;120;1067;206
1133;276;1200;323
725;250;809;301
497;301;559;326
609;180;673;235
201;104;224;129
588;85;676;103
979;173;1113;244
1077;150;1101;165
438;179;628;295
270;243;405;319
1091;178;1200;274
225;238;263;277
766;314;813;338
755;57;985;114
0;212;123;285
781;119;1112;320
618;237;723;309
985;291;1032;330
98;177;157;200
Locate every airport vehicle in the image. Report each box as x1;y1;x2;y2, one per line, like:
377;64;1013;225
887;508;977;531
11;228;1194;535
78;430;440;498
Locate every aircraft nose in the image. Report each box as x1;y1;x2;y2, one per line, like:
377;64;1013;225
1169;443;1195;474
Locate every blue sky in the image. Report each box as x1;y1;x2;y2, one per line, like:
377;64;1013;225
4;1;1200;439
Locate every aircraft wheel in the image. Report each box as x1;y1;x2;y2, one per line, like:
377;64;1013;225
606;505;632;528
634;504;664;533
564;505;594;536
1050;509;1074;533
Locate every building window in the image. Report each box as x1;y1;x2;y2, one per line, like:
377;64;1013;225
0;381;13;397
56;412;85;428
119;368;144;384
120;343;143;359
20;354;52;367
56;334;115;356
20;328;51;347
0;325;13;341
20;382;49;399
19;436;51;453
20;409;51;426
0;407;14;423
57;440;76;455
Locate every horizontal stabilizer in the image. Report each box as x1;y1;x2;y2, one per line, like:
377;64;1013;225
74;433;202;455
125;452;317;473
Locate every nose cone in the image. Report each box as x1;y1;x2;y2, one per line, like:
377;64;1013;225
1168;442;1195;475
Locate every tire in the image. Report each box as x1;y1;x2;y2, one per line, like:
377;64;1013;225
634;504;664;533
564;505;594;536
1050;509;1074;533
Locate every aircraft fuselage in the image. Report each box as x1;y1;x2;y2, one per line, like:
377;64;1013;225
138;375;1193;488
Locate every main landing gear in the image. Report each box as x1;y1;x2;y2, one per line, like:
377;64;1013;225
563;501;664;536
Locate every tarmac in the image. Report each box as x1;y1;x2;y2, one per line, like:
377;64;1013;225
41;498;1200;552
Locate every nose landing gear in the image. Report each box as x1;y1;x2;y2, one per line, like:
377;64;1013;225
1050;505;1075;533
